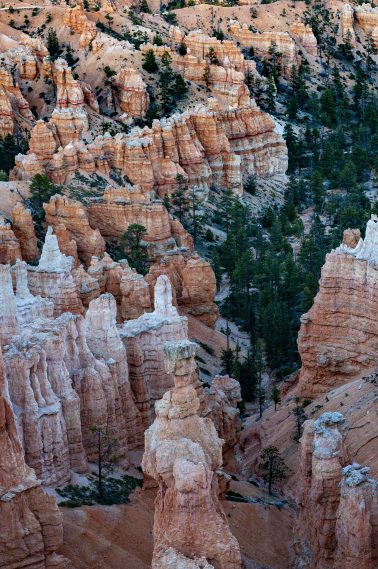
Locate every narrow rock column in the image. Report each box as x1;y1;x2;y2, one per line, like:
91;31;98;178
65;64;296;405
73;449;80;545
0;264;19;345
335;463;378;569
142;340;242;569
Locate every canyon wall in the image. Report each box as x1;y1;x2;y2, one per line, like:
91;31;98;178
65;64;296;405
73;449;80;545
0;343;71;569
12;100;287;196
298;216;378;397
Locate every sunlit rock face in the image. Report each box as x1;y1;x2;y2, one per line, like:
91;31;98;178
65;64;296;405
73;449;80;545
298;216;378;397
142;339;242;569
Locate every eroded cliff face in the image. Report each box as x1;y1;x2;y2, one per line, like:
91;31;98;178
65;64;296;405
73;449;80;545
294;412;378;569
298;216;378;397
120;275;189;429
142;339;242;568
0;344;71;569
12;99;287;196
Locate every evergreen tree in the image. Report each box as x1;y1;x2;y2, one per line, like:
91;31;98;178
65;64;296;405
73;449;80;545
207;46;219;65
142;49;159;73
271;386;281;411
265;41;282;81
293;397;306;441
153;33;163;46
259;446;288;494
47;28;60;59
120;224;149;275
171;174;189;222
203;64;211;91
159;51;174;114
174;74;188;100
266;74;276;112
310;170;324;210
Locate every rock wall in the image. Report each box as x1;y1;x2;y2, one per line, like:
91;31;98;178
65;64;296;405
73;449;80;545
12;100;287;196
120;275;188;428
229;21;300;78
298;216;378;398
44;194;106;266
115;67;149;118
294;412;378;569
0;217;22;264
146;251;219;327
0;343;71;569
84;293;144;450
12;202;39;263
27;227;84;317
142;339;242;568
86;185;181;259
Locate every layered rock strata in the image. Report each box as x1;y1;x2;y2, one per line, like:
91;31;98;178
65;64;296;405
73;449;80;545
116;67;149;118
355;4;378;48
84;293;143;450
146;251;219;327
142;340;242;568
12;101;287;195
298;216;378;397
44;194;106;265
229;22;300;78
290;21;317;55
205;375;242;449
294;412;378;569
0;216;22;264
12;202;39;263
120;275;188;428
0;344;71;569
27;227;84;317
86;185;183;260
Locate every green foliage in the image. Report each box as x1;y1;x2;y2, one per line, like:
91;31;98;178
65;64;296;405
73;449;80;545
57;474;143;507
153;34;163;46
293;397;307;441
271;386;281;411
140;0;151;12
244;175;256;195
174;73;188;100
0;135;27;174
30;174;58;206
47;28;60;59
259;446;288;494
142;49;159;73
163;11;177;25
120;224;149;275
207;46;219;65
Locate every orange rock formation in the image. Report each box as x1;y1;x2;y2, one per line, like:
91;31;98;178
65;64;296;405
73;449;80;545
298;216;378;397
142;339;242;568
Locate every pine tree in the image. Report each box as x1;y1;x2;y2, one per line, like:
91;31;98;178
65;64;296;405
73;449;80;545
293;397;306;441
159;51;174;114
47;28;60;59
310;170;324;211
203;64;211;92
174;74;188;100
259;446;288;494
266;75;276;113
142;49;159;73
271;386;281;411
171;174;189;222
120;224;149;275
153;33;163;46
207;46;219;65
